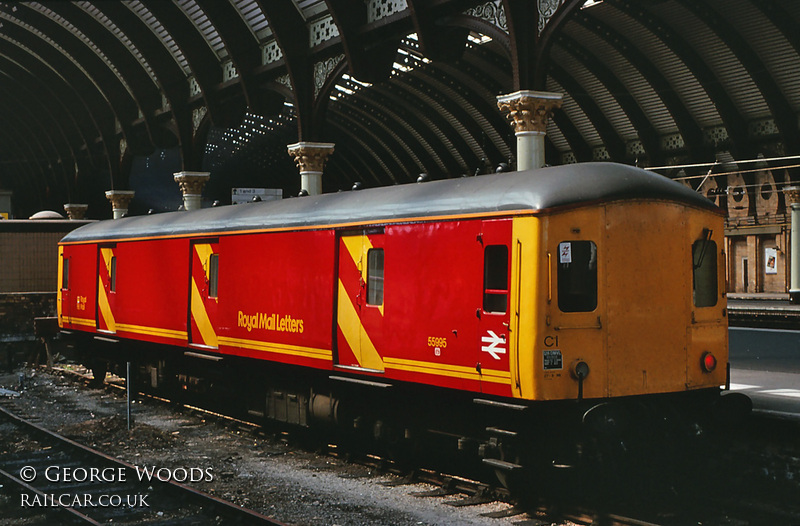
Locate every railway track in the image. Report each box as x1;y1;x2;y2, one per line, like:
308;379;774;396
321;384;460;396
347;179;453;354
49;367;527;519
39;367;682;525
0;399;283;525
29;365;800;526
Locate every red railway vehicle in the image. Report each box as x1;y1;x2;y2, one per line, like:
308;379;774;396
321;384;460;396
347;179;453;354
57;162;744;481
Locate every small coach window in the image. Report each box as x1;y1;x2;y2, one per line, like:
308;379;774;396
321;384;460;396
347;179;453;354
557;241;597;312
483;245;508;313
693;240;717;307
367;249;384;305
61;256;69;290
109;256;117;293
209;254;219;298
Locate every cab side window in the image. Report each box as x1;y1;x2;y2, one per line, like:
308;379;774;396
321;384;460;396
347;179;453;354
109;256;117;292
366;248;384;305
557;241;597;312
483;245;509;313
208;253;219;298
692;239;717;307
61;256;69;290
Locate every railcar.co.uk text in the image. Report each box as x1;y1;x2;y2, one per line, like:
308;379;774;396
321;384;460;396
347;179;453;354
17;465;214;508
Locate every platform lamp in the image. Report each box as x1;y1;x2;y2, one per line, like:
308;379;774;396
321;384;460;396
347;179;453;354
784;186;800;304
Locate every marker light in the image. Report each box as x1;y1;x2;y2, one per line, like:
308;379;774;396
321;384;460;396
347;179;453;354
701;352;717;373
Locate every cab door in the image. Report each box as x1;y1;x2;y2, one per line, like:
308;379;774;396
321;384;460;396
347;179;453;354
189;239;219;348
96;244;117;334
335;230;385;372
477;220;513;393
57;246;71;326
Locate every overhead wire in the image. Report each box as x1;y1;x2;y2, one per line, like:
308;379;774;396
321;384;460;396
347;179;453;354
670;163;800;181
646;156;800;196
645;154;800;171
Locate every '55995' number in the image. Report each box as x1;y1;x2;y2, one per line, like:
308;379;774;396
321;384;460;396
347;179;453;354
427;336;447;348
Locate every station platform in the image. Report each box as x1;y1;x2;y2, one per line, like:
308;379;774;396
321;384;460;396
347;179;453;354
728;305;800;421
727;292;800;330
730;367;800;422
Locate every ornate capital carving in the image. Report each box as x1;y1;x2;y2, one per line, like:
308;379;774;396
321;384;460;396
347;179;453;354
105;190;134;210
192;106;208;133
784;186;800;207
63;203;88;220
497;90;563;134
174;171;210;196
465;2;507;33
314;55;344;99
287;142;335;173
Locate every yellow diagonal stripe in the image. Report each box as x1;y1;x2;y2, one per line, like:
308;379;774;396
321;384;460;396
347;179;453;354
100;247;114;274
342;235;367;279
191;278;218;347
194;243;214;280
337;280;384;371
97;275;116;333
342;234;383;315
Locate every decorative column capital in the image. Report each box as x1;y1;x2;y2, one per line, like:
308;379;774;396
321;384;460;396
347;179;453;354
105;190;134;219
287;142;335;173
497;90;563;134
173;171;210;195
785;186;800;208
63;203;88;220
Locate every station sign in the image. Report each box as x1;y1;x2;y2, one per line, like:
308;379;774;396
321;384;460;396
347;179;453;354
231;188;282;205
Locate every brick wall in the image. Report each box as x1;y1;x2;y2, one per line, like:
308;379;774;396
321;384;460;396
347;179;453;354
0;220;92;293
0;231;65;292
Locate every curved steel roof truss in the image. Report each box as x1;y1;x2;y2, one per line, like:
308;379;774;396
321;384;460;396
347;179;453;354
1;0;800;217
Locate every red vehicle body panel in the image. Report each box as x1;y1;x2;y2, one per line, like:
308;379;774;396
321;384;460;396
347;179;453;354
60;243;98;331
59;217;515;398
216;230;336;369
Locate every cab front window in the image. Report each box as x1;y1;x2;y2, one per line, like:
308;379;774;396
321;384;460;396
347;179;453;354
692;238;717;307
557;240;597;312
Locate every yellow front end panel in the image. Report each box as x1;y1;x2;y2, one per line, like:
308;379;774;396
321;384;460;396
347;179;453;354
530;201;727;402
604;202;689;396
536;208;607;401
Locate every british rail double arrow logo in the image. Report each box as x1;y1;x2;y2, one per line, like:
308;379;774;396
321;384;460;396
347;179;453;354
481;330;506;360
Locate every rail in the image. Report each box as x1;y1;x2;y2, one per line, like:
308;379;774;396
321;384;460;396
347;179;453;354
0;401;284;525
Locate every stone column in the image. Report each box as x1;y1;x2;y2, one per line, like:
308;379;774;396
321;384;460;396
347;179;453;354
497;90;563;171
287;142;335;196
174;171;210;211
63;203;88;220
784;186;800;303
105;190;135;219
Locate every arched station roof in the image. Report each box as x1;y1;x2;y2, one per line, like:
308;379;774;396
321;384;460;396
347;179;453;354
0;0;798;217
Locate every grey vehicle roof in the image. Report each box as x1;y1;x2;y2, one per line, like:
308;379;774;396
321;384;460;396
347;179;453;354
61;162;719;243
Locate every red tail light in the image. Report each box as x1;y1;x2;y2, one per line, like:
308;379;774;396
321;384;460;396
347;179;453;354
701;352;717;373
